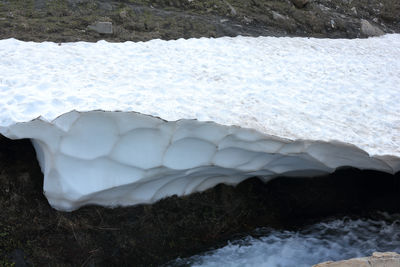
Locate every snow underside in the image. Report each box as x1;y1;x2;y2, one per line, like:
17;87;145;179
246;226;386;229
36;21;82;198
0;110;399;211
0;35;399;211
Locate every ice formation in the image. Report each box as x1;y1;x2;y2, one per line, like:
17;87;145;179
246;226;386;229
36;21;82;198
0;35;399;211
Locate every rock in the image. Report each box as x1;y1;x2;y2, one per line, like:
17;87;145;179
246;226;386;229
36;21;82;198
361;19;384;37
291;0;309;8
1;0;399;42
99;2;113;11
313;252;400;267
272;11;286;21
34;0;46;10
87;22;113;34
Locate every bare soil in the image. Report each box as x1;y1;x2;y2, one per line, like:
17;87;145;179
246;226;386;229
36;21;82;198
0;0;399;42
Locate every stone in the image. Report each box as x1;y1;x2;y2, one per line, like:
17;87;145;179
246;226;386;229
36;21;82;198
99;2;113;12
272;11;286;21
313;252;400;267
34;0;47;10
291;0;309;8
99;2;114;11
361;19;384;37
87;22;113;34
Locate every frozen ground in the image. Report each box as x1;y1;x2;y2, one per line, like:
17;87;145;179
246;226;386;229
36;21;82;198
0;35;399;210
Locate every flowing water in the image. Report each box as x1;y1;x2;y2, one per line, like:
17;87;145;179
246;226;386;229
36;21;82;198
172;213;400;267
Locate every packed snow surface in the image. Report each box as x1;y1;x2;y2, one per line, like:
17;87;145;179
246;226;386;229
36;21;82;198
1;35;400;156
0;35;399;210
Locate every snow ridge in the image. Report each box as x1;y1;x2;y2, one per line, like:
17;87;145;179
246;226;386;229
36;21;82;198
1;110;397;211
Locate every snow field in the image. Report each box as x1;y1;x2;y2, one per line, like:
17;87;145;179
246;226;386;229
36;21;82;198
0;35;399;210
0;35;399;156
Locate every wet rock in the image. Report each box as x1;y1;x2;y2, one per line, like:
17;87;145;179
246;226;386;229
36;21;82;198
361;19;385;37
87;22;113;34
314;252;400;267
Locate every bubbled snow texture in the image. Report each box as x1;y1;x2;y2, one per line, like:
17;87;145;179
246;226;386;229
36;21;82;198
0;35;400;157
0;35;400;210
4;111;397;211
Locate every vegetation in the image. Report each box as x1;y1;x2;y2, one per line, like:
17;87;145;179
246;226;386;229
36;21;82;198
0;0;398;42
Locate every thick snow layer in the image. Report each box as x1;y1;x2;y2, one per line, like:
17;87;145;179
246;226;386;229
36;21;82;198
2;110;398;211
0;35;399;210
0;35;400;156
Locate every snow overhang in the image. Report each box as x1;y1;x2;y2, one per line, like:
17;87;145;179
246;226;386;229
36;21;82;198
0;35;399;211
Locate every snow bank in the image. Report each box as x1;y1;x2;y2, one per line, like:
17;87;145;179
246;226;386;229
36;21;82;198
0;35;399;211
2;110;398;211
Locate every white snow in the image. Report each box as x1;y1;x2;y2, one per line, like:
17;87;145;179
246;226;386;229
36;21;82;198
1;110;397;211
0;35;399;211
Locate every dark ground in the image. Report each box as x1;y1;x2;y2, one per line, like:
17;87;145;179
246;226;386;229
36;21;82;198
0;137;399;266
0;0;399;42
1;1;400;266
